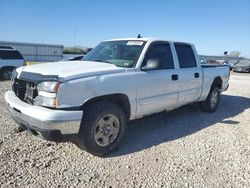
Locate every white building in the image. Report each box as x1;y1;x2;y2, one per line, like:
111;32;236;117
0;41;63;62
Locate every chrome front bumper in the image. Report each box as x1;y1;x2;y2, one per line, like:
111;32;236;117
5;90;83;135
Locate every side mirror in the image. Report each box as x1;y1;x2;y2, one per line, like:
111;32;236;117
141;59;161;71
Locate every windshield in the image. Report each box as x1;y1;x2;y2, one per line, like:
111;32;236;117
83;40;146;67
237;60;250;66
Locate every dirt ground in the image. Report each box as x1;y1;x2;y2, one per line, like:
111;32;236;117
0;72;250;188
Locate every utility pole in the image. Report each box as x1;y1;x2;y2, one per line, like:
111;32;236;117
74;25;76;53
224;51;228;62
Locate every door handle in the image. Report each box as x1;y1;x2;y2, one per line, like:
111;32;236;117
171;74;178;81
194;73;199;78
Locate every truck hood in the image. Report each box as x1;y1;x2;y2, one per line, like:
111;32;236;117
17;61;126;81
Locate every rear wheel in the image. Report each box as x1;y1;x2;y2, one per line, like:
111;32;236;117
78;101;126;156
200;86;220;113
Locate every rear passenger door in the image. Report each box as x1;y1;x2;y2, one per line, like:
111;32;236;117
136;42;179;116
174;43;202;106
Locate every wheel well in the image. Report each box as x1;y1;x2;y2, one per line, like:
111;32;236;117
82;94;131;120
212;76;222;89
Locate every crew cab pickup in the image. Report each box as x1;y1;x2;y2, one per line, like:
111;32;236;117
5;38;230;156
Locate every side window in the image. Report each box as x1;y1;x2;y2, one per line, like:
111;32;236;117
174;43;197;68
0;50;24;60
12;51;24;59
144;43;174;69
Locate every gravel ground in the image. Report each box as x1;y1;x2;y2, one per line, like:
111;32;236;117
0;72;250;188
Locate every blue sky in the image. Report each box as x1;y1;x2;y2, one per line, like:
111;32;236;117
1;0;250;57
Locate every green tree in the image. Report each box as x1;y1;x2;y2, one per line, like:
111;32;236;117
229;51;241;57
63;46;84;54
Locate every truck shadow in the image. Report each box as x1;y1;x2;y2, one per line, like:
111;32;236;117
110;94;250;157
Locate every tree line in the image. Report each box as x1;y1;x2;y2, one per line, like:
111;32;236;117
63;46;92;54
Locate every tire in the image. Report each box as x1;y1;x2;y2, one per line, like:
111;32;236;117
77;101;127;156
14;125;26;133
200;85;220;113
1;68;13;80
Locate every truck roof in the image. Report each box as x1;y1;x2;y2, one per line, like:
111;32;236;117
105;38;194;46
105;38;152;42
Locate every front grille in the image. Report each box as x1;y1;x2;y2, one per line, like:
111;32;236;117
12;78;38;104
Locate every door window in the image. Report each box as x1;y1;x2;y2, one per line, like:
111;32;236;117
144;43;174;69
174;43;196;68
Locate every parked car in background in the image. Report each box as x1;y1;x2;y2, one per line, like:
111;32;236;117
0;46;24;80
233;60;250;73
61;55;85;61
200;59;207;64
226;60;239;70
207;59;224;65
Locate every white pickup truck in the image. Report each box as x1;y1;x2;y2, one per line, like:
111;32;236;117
5;38;230;156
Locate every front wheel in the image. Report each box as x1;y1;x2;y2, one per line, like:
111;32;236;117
77;101;126;156
1;68;13;80
200;86;220;113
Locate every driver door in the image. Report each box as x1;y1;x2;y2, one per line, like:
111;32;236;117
136;42;179;116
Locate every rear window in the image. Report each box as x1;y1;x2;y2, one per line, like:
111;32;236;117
174;43;197;68
0;50;24;60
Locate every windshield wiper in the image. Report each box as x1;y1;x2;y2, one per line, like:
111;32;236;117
92;59;111;64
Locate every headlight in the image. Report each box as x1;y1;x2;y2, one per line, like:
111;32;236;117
34;96;57;108
37;81;60;92
35;81;60;108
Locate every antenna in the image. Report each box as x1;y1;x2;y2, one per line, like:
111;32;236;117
137;34;142;38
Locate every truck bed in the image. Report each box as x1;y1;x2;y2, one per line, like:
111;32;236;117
201;64;229;68
199;64;230;101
